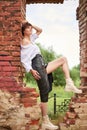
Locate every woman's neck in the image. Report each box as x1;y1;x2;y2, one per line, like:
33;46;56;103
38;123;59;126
22;35;31;45
24;35;31;41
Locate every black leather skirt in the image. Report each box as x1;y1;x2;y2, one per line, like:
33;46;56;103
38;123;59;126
32;54;50;102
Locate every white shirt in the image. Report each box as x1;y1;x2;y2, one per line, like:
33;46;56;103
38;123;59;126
21;33;41;72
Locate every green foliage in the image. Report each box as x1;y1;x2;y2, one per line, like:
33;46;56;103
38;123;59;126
24;72;36;84
37;43;56;63
70;64;80;86
53;68;65;86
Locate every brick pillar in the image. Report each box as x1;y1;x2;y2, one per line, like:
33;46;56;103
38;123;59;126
0;1;41;129
78;0;87;86
0;0;26;91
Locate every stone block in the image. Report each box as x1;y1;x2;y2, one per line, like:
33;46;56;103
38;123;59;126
76;119;87;126
79;125;87;130
74;108;83;113
78;114;87;120
0;89;41;130
69;125;79;130
59;123;70;130
70;102;82;108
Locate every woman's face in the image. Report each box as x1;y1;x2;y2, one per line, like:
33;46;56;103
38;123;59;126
24;26;32;36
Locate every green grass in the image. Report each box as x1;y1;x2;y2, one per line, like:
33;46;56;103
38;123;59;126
25;82;74;113
24;81;77;124
25;82;76;124
48;86;74;119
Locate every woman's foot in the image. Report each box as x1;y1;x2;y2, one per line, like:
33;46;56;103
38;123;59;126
65;78;82;94
41;115;58;130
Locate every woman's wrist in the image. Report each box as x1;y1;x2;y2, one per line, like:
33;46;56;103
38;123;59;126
30;69;33;73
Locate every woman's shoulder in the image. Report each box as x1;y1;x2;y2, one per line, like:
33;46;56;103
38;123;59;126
21;38;30;45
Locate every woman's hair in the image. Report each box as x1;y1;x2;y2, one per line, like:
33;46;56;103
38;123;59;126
21;21;32;36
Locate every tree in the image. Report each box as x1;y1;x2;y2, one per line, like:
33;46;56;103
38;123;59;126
53;67;65;86
38;43;55;63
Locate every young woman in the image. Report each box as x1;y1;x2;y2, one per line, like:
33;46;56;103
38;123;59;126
20;21;82;130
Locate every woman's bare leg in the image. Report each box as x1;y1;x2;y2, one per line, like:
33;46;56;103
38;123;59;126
46;57;70;79
40;102;48;116
46;56;82;94
41;102;58;130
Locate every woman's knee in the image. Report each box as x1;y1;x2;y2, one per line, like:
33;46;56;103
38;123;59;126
61;56;68;64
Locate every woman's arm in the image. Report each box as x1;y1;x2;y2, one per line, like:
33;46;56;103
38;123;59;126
32;25;42;35
30;69;41;80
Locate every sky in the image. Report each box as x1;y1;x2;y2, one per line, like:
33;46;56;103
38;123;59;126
26;0;79;69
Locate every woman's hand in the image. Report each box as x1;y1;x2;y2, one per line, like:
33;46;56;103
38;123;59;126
32;25;42;35
30;69;41;80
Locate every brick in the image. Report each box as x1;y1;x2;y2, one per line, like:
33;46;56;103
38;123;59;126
80;86;87;93
66;112;77;119
0;56;13;61
0;31;3;35
21;92;39;98
0;72;12;77
78;97;87;103
8;87;23;92
3;12;11;16
29;119;39;125
0;36;3;41
14;2;21;7
74;108;83;113
69;125;79;130
21;97;37;104
0;82;15;88
24;102;37;107
66;119;75;125
0;61;11;66
0;46;4;51
12;72;21;77
0;66;2;71
0;51;11;56
25;114;30;118
3;66;19;72
25;125;30;130
0;77;16;82
12;52;20;57
11;61;21;66
59;123;69;130
2;45;20;51
21;87;36;93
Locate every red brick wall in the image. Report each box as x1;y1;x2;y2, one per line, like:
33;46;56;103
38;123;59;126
0;2;41;129
77;0;87;86
0;0;25;91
